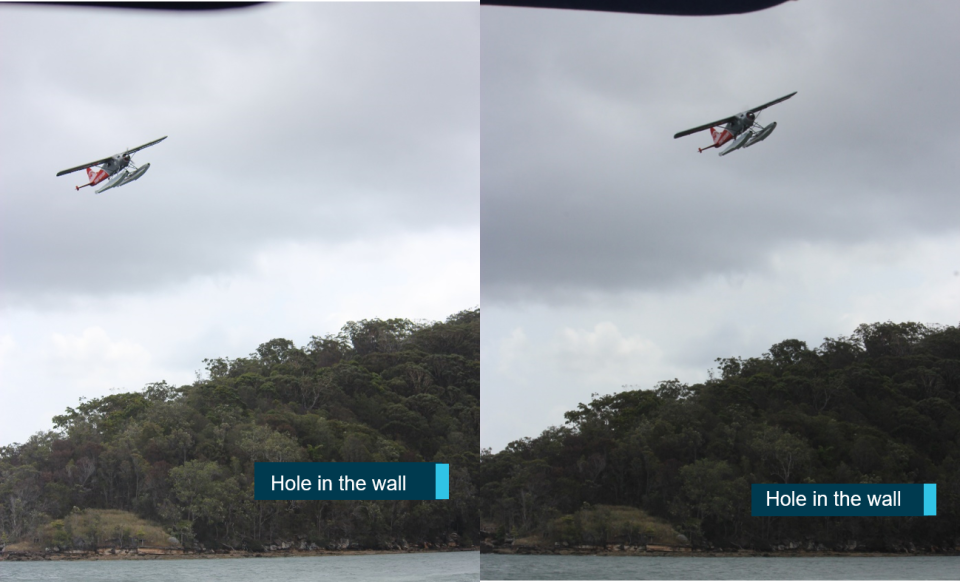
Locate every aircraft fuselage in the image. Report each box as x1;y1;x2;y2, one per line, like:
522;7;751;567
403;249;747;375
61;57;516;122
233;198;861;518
100;154;131;176
700;112;757;153
79;154;131;190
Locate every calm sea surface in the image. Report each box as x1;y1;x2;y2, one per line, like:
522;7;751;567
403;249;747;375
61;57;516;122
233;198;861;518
481;555;960;580
0;551;478;582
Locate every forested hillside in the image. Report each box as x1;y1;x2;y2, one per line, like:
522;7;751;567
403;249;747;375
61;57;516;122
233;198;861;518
481;322;960;552
0;309;479;552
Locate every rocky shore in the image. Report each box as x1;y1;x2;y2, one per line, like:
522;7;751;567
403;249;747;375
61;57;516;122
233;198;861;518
1;543;477;562
480;542;959;558
479;531;960;557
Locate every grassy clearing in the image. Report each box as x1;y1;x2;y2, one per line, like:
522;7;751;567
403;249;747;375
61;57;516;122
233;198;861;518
39;509;177;549
2;541;43;552
548;504;680;546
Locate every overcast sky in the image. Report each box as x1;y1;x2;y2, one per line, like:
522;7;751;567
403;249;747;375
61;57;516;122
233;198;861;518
0;3;479;446
481;1;960;452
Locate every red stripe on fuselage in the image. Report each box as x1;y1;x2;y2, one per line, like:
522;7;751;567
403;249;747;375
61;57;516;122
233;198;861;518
712;128;733;146
79;168;110;190
91;169;109;185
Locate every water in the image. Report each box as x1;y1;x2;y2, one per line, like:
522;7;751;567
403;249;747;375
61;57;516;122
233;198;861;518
481;554;960;580
0;551;478;582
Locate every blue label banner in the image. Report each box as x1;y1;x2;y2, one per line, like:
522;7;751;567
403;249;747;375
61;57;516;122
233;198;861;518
751;484;936;516
254;462;449;501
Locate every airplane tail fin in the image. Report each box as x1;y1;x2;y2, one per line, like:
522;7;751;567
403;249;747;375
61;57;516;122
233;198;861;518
709;127;721;145
86;167;97;180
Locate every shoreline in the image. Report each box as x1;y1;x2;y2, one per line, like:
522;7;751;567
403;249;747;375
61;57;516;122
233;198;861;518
482;547;959;558
0;546;479;562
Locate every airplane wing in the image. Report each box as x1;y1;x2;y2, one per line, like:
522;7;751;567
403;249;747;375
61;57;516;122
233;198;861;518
56;156;114;176
123;136;167;156
673;92;796;139
746;91;797;115
673;115;738;139
56;137;166;176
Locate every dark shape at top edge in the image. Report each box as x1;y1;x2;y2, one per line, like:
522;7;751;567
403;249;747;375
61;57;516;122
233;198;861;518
17;2;265;11
481;0;792;17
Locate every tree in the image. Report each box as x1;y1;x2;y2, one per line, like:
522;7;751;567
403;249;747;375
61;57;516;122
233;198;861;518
752;426;812;484
1;308;478;551
239;425;304;464
340;318;419;356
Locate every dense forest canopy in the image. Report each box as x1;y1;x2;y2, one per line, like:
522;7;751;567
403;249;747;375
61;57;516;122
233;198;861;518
480;321;960;551
0;309;479;552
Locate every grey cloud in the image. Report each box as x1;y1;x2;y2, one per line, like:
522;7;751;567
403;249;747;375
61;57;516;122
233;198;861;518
1;3;478;306
481;2;960;304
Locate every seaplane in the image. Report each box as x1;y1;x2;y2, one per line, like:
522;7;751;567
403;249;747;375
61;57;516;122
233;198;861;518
56;136;167;193
674;92;796;156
